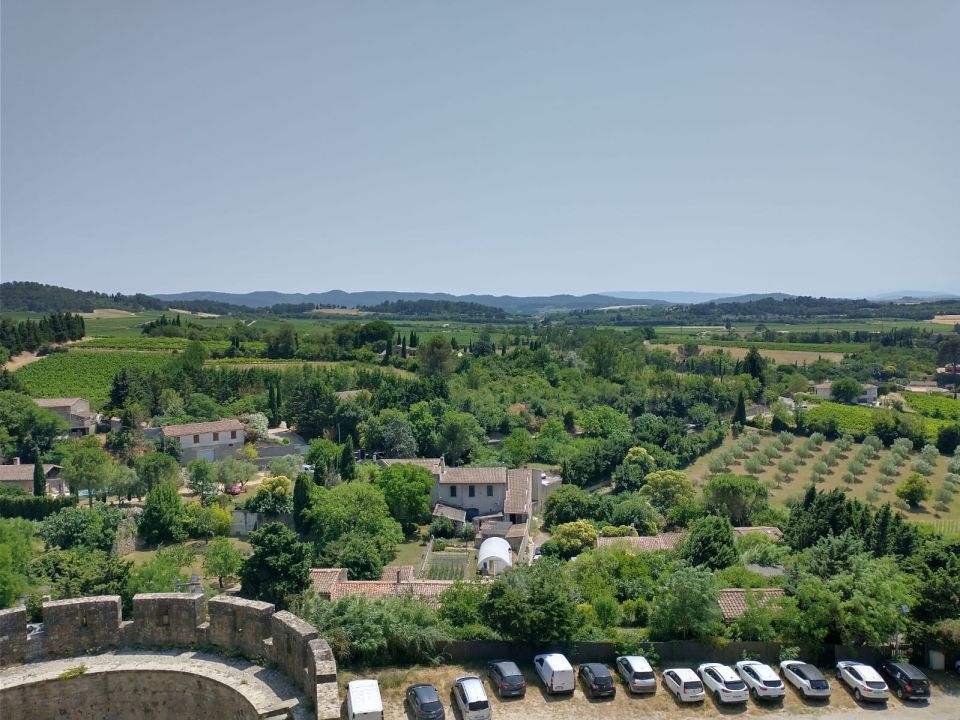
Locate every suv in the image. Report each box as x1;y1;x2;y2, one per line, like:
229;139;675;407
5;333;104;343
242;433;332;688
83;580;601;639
615;655;656;694
779;661;830;699
452;675;491;720
879;661;930;701
735;660;785;701
405;684;445;720
486;660;526;698
836;661;888;703
697;663;749;705
578;663;616;699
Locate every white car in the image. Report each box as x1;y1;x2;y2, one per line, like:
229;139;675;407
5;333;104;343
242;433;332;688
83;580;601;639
698;663;749;704
615;655;657;694
662;667;705;703
836;661;888;703
452;675;491;720
735;660;786;701
779;660;831;699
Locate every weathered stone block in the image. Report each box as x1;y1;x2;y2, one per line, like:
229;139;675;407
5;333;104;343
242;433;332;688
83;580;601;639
131;593;206;647
270;610;318;691
0;606;27;666
207;595;274;659
42;596;121;657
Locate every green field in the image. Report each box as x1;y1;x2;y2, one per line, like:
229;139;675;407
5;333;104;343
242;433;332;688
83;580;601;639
903;392;960;421
805;400;949;444
688;432;960;526
14;350;174;408
426;551;471;580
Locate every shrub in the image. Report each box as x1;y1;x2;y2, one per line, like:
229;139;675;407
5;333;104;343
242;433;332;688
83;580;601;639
433;539;448;552
866;490;880;503
911;460;934;477
429;516;456;539
896;473;931;506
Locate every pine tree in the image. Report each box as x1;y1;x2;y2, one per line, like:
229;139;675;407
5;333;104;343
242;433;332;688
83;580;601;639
733;391;747;425
338;437;357;481
32;452;46;497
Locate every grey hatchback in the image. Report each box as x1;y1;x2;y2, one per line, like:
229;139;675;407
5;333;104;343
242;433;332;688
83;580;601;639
486;660;526;698
405;683;445;720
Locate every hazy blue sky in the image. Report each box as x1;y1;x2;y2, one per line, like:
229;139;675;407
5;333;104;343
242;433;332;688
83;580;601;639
2;1;958;297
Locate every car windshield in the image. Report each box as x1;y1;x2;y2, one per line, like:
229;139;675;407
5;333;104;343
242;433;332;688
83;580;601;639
867;681;886;690
726;680;746;690
684;681;703;691
467;700;489;711
633;671;655;680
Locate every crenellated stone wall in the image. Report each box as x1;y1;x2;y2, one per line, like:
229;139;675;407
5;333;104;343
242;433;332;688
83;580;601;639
0;594;339;720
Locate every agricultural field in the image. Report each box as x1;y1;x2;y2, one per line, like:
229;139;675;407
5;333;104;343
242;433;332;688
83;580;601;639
205;358;416;378
903;391;960;421
426;550;474;580
804;400;949;444
688;431;960;527
655;342;845;365
14;350;174;408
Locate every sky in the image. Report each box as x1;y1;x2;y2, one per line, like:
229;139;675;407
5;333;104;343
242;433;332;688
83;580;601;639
2;1;958;298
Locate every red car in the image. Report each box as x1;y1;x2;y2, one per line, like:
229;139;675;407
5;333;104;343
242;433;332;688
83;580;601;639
227;484;242;495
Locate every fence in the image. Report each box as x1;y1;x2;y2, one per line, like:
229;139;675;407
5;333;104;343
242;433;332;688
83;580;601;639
230;509;294;535
417;536;434;578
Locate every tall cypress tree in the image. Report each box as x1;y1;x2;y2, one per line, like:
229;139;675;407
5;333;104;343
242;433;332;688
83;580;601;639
733;391;747;425
338;437;356;481
32;452;46;497
401;337;407;359
292;474;310;534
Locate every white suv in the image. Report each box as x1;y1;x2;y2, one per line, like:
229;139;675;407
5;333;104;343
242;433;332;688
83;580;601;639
836;661;888;703
735;660;785;700
452;675;491;720
698;663;749;704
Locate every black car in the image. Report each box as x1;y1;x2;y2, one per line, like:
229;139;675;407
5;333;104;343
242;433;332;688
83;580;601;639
579;663;616;699
405;683;446;720
879;662;931;701
486;660;526;698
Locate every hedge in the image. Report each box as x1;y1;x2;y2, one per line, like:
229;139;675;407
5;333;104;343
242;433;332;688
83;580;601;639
0;494;78;520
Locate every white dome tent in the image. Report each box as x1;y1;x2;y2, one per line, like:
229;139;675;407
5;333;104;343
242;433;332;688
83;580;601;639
477;537;513;576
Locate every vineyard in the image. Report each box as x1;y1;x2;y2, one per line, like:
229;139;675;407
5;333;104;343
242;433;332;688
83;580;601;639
804;401;946;444
14;351;174;408
426;552;471;581
75;337;267;354
903;392;960;421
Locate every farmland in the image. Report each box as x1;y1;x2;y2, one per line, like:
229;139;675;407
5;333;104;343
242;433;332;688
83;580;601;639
688;431;960;526
426;550;474;580
804;400;949;444
903;391;960;421
14;350;174;408
654;342;845;365
73;336;267;353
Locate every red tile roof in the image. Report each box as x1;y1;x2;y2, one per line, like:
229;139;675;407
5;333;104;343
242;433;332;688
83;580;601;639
0;464;61;482
310;568;347;598
380;566;414;582
504;469;531;515
717;588;785;621
433;503;467;523
328;579;454;607
596;532;684;551
161;419;244;437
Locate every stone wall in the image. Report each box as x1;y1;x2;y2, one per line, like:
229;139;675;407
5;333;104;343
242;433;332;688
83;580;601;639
231;509;295;536
0;594;339;720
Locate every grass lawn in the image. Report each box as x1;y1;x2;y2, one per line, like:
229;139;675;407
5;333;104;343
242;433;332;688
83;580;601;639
688;432;960;530
123;538;252;593
393;536;429;570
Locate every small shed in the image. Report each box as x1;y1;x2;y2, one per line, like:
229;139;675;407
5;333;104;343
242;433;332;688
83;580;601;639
477;537;512;576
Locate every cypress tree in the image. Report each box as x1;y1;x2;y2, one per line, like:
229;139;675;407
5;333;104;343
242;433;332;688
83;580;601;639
313;463;326;487
292;474;310;534
401;337;407;359
338;437;356;481
33;453;46;497
733;391;747;425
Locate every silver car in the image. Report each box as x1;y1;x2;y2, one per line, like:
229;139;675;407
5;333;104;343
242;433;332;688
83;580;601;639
615;655;656;694
780;660;831;699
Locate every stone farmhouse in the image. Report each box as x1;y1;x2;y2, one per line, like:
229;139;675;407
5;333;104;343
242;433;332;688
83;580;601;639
33;397;98;436
161;418;245;463
813;381;879;405
0;461;64;495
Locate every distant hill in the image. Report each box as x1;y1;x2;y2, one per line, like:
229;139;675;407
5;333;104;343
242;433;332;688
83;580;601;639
0;281;249;315
603;290;730;303
868;291;960;302
712;292;797;304
152;290;669;315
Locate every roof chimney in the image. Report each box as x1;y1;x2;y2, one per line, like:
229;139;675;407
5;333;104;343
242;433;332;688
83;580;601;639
12;458;20;465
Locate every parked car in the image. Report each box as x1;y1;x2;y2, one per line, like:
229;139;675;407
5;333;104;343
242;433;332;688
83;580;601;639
534;653;575;694
452;675;491;720
698;663;749;705
879;661;930;701
405;684;445;720
735;660;786;701
779;660;831;699
836;661;889;703
578;663;616;699
227;484;242;495
346;679;383;720
615;655;657;694
486;660;526;698
662;668;706;703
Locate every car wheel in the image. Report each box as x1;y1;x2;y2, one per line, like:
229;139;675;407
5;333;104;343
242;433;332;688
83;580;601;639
751;687;758;699
676;690;682;702
855;689;862;702
897;688;904;700
715;690;722;704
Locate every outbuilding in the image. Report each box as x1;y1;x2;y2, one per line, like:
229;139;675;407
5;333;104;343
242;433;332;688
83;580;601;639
477;537;512;576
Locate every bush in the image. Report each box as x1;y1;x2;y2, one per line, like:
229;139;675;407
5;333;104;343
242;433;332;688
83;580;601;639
429;515;456;539
433;539;448;552
0;494;77;520
459;524;477;541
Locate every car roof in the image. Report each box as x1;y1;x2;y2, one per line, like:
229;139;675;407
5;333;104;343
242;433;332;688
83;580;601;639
490;660;522;675
618;655;652;672
409;684;440;700
581;663;611;675
847;664;883;682
347;679;383;713
455;675;487;702
886;662;924;678
535;653;572;670
666;667;699;681
738;661;778;680
700;663;738;681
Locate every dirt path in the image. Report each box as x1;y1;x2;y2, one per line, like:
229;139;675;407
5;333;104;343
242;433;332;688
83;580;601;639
2;337;91;371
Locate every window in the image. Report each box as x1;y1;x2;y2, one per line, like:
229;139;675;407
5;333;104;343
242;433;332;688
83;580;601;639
213;432;219;441
486;485;493;496
469;485;475;497
193;435;200;444
230;430;237;439
449;486;457;497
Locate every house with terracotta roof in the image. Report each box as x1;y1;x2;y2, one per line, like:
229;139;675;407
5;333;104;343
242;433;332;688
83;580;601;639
34;397;99;436
596;532;685;552
717;588;785;622
310;566;453;607
0;461;64;495
161;418;245;463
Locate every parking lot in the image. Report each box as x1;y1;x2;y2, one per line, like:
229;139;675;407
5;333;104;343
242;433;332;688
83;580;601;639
338;663;960;720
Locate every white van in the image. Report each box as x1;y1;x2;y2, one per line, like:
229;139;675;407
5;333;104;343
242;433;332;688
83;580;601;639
534;653;575;694
346;679;384;720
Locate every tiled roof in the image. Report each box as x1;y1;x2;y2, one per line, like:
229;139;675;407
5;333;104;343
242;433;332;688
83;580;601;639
733;526;783;540
0;464;61;482
379;458;444;474
380;566;414;582
310;568;347;597
328;579;454;607
34;397;83;408
161;419;244;437
433;503;467;523
596;532;685;551
504;469;531;515
504;524;527;539
441;467;507;485
718;588;785;621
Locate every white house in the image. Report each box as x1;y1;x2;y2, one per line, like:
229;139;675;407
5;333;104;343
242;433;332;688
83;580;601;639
0;461;65;495
813;381;878;405
34;398;99;436
161;419;245;463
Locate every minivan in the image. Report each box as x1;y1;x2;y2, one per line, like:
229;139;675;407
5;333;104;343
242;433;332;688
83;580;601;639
346;679;383;720
534;653;576;694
